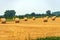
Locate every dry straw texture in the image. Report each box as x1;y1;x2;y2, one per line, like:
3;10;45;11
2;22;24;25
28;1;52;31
1;18;6;24
24;17;27;21
15;18;20;23
51;16;56;21
32;17;36;20
43;16;49;22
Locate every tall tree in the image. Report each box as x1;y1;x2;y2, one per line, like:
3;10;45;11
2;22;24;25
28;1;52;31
46;10;51;16
30;12;35;16
4;10;16;19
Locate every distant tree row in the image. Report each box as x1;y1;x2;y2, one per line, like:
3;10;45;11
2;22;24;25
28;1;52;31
0;10;60;19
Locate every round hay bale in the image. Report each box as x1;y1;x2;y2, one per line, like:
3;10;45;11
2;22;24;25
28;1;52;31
32;17;36;20
15;18;20;23
43;18;48;22
24;17;27;21
51;16;56;21
1;18;6;24
43;16;49;22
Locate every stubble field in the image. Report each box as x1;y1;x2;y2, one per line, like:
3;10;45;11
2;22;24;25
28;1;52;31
0;17;60;40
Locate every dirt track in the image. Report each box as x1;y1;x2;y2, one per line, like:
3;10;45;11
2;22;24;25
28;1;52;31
0;18;60;40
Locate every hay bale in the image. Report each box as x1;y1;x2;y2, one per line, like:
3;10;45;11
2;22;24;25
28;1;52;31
51;16;56;21
32;17;36;20
43;16;49;22
15;18;20;23
1;18;6;24
43;18;48;22
24;17;27;21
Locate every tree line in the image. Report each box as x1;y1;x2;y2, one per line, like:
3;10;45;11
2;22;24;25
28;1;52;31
0;10;60;19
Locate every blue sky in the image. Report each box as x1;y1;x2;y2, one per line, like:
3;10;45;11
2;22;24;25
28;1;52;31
0;0;60;15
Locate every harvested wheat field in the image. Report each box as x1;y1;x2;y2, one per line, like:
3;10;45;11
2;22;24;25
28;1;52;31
0;17;60;40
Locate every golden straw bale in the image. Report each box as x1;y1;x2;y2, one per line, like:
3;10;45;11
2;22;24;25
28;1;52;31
51;16;56;21
43;16;49;22
24;17;27;21
15;18;20;23
32;17;36;20
43;18;48;22
1;18;6;24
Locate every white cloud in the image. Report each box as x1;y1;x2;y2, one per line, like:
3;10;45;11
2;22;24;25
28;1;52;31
0;0;60;15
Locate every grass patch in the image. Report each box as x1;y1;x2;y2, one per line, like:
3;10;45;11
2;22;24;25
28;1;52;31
32;37;60;40
6;19;13;21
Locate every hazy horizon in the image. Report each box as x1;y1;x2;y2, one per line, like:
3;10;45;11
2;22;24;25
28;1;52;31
0;0;60;15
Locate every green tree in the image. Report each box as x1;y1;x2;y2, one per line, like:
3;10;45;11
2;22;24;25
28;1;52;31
30;12;36;16
46;10;51;16
4;10;16;19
